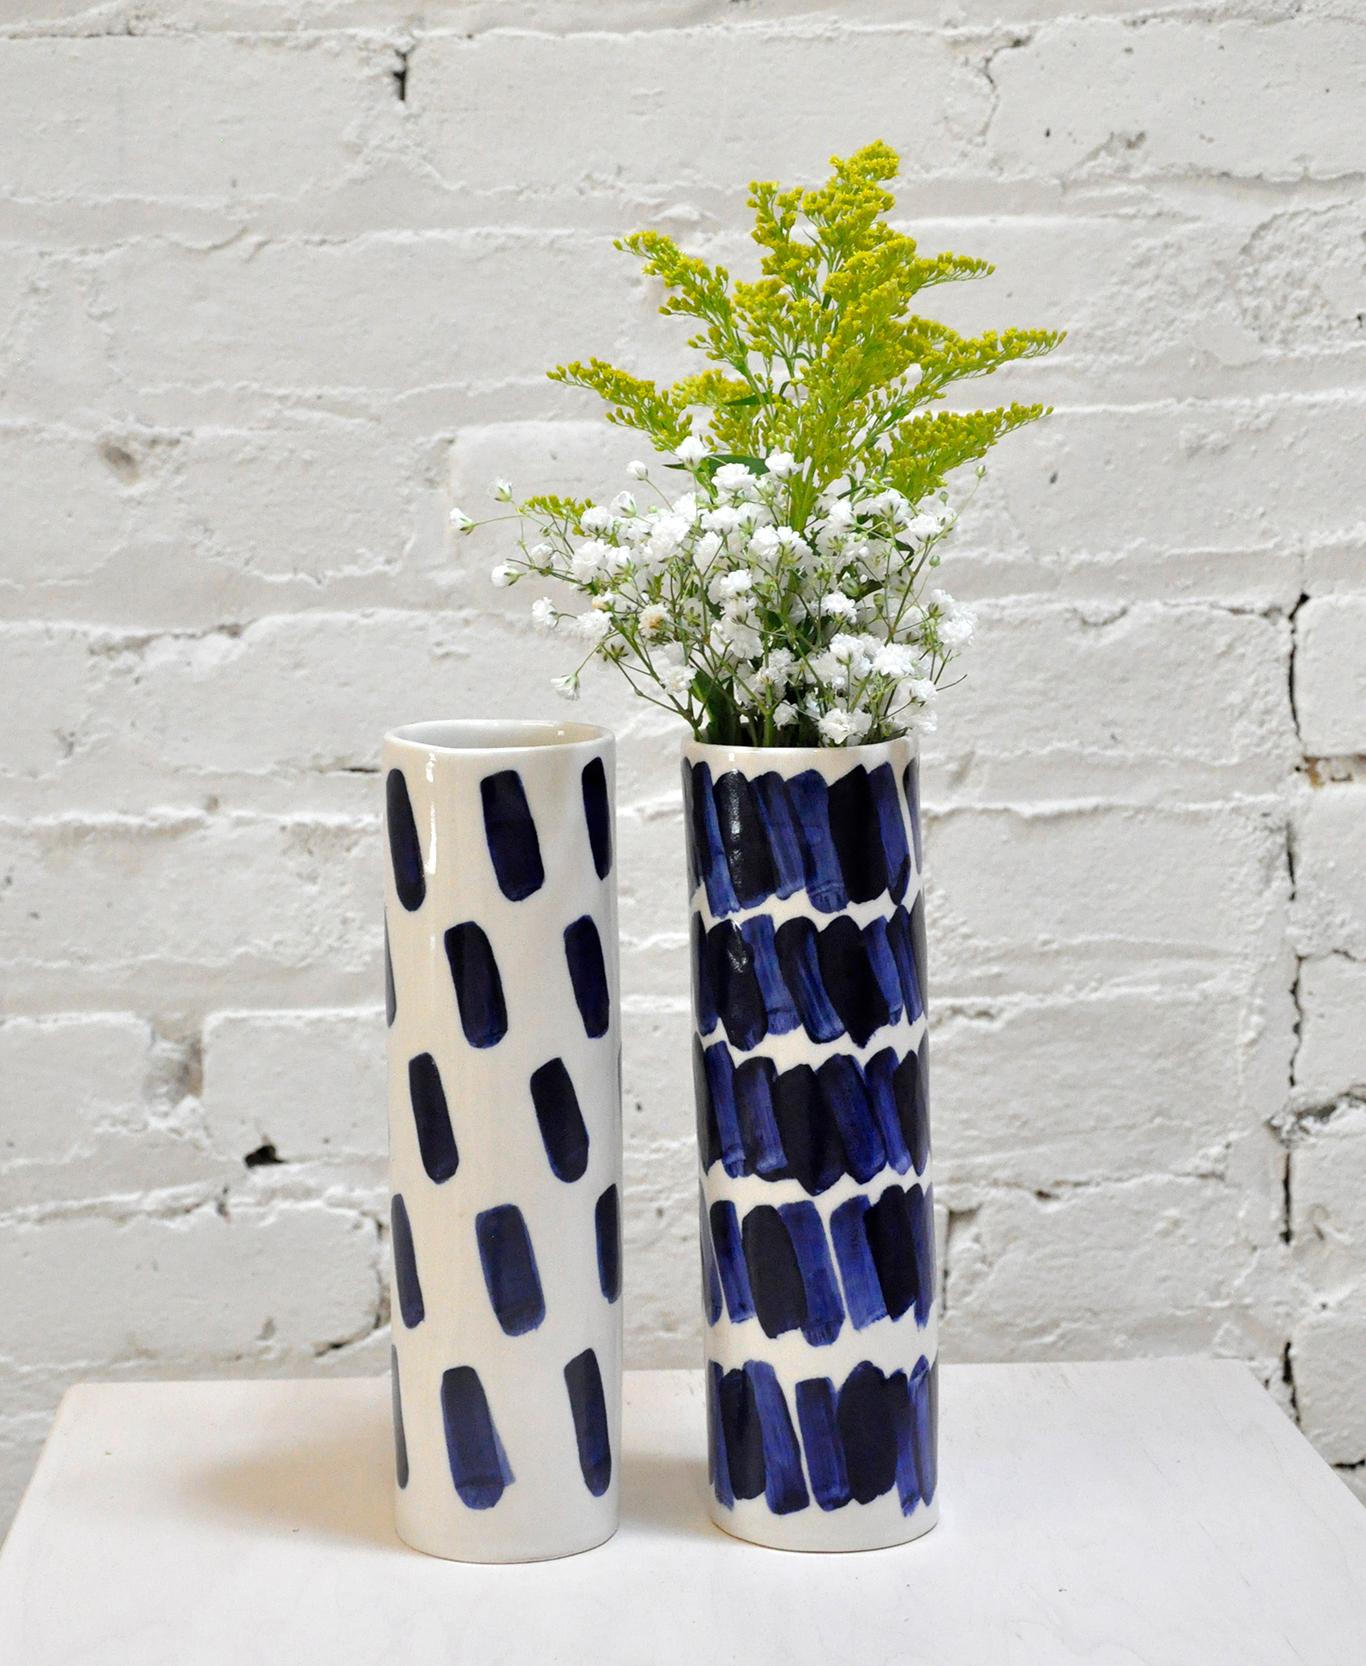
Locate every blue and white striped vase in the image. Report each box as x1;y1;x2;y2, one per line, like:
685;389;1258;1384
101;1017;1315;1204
685;736;938;1552
383;720;622;1563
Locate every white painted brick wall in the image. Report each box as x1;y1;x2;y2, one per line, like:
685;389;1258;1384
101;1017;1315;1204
1;0;1363;1527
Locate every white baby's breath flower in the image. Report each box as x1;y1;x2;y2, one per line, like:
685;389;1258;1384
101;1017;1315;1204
676;434;707;465
820;591;858;623
574;608;613;643
764;450;796;479
490;563;516;588
639;604;668;638
580;505;613;533
817;708;858;746
611;491;637;516
551;672;580;701
449;507;475;534
661;661;693;700
773;700;797;729
873;642;917;679
713;461;756;495
530;597;556;632
491;478;513;502
627;459;649;480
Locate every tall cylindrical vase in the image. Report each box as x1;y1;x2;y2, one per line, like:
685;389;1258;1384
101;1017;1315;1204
685;736;938;1552
383;720;622;1563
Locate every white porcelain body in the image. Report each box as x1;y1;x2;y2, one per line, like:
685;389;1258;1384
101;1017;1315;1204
684;736;938;1552
383;720;622;1563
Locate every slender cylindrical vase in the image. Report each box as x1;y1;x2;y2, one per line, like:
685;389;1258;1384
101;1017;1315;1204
383;720;622;1563
685;736;938;1552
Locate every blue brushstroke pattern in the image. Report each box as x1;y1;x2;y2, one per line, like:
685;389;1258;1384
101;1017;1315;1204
528;1058;589;1183
774;916;844;1044
795;1377;851;1511
910;1181;937;1325
746;1360;809;1515
750;772;806;900
440;1365;513;1510
475;1204;545;1336
708;1199;755;1322
444;922;508;1049
680;759;700;896
690;761;740;917
383;917;396;1027
564;914;611;1039
741;1204;808;1340
700;1186;723;1324
703;1037;745;1176
564;1348;613;1498
895;1041;931;1176
390;1192;424;1329
707;1361;734;1507
390;1345;409;1489
716;1365;766;1501
908;1354;939;1508
817;914;890;1047
385;767;426;912
827;765;888;905
870;761;912;904
863;914;906;1029
865;1046;912;1175
691;914;717;1036
786;769;848;913
773;1063;848;1196
830;1194;888;1330
712;769;776;911
779;1201;845;1347
408;1051;459;1183
817;1053;886;1183
887;905;925;1026
480;769;544;901
581;755;613;880
733;1056;786;1177
739;915;801;1035
904;757;923;871
705;921;768;1052
864;1182;921;1323
594;1183;621;1303
838;1361;902;1505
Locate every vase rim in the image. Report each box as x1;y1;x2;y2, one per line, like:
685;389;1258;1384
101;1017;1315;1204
386;718;612;756
681;734;917;766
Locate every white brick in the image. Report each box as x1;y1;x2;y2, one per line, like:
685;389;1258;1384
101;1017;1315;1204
927;603;1293;801
202;1009;385;1164
1291;1100;1366;1304
1295;957;1366;1100
0;1204;378;1368
1296;597;1366;757
988;21;1366;181
1293;787;1366;959
1293;1310;1366;1466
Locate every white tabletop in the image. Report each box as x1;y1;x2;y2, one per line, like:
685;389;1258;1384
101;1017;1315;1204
1;1362;1362;1665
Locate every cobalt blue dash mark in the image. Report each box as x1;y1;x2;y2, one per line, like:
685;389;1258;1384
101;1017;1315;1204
773;1063;848;1196
581;755;613;880
700;1185;723;1324
480;769;544;901
407;1051;459;1184
564;1348;612;1497
529;1058;589;1183
894;1041;931;1176
707;1360;734;1507
786;770;848;913
911;893;928;1011
595;1183;621;1303
774;916;844;1044
739;915;801;1035
385;768;426;912
886;906;925;1027
838;1361;904;1506
384;917;396;1027
750;772;806;900
746;1360;809;1515
390;1192;425;1329
906;1355;939;1509
390;1345;409;1490
903;757;923;871
817;1053;886;1183
444;922;508;1049
712;769;776;911
475;1204;545;1336
863;1183;921;1323
865;1047;912;1175
795;1377;851;1511
440;1365;514;1510
740;1204;808;1340
733;1056;786;1177
691;914;718;1037
690;761;740;918
910;1182;937;1325
827;765;888;905
708;1198;756;1322
681;759;701;895
779;1200;844;1347
870;762;912;904
863;915;906;1030
817;915;890;1048
830;1194;888;1330
702;1038;745;1177
717;1365;766;1502
564;915;611;1039
704;921;768;1053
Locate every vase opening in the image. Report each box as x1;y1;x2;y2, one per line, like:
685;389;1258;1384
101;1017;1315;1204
388;719;610;753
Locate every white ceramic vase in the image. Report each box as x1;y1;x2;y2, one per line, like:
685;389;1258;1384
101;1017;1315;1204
684;736;938;1552
383;720;622;1563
